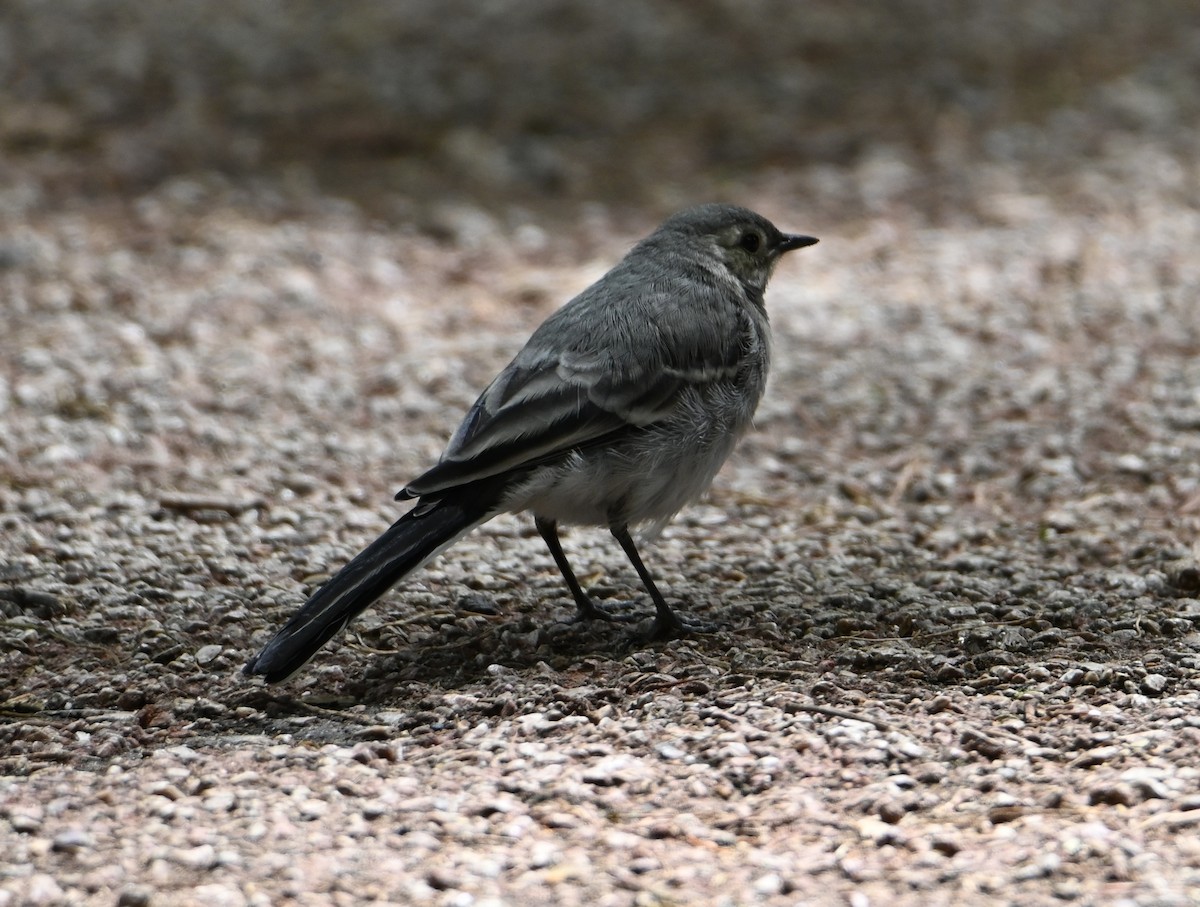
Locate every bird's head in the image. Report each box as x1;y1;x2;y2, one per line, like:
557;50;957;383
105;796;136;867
652;203;818;293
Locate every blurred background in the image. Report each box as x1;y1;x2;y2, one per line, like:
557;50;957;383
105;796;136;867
2;0;1198;222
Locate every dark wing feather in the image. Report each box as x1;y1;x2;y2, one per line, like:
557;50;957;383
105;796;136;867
400;271;749;500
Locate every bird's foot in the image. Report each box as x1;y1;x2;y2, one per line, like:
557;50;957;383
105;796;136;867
645;610;718;641
572;597;641;625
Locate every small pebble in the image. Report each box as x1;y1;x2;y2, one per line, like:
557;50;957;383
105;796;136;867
298;799;329;820
195;644;223;665
51;828;94;852
10;813;42;833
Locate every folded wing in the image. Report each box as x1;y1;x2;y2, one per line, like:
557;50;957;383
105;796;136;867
400;277;748;500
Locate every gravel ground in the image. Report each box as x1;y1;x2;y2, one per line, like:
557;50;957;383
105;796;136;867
4;62;1200;907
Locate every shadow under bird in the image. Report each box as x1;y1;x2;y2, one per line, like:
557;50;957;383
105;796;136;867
244;204;817;682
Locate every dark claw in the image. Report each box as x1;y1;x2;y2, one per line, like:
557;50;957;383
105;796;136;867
645;611;716;641
573;598;641;625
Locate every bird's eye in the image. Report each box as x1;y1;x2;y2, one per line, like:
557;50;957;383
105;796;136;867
739;231;761;253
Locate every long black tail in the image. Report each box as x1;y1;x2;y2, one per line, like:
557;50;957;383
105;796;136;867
243;495;493;683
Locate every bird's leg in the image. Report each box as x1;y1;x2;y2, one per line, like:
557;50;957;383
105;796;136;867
609;523;687;639
535;516;635;624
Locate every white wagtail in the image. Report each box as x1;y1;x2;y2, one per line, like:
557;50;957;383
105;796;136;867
244;204;817;681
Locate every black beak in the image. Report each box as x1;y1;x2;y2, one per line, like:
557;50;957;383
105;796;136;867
779;233;819;253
